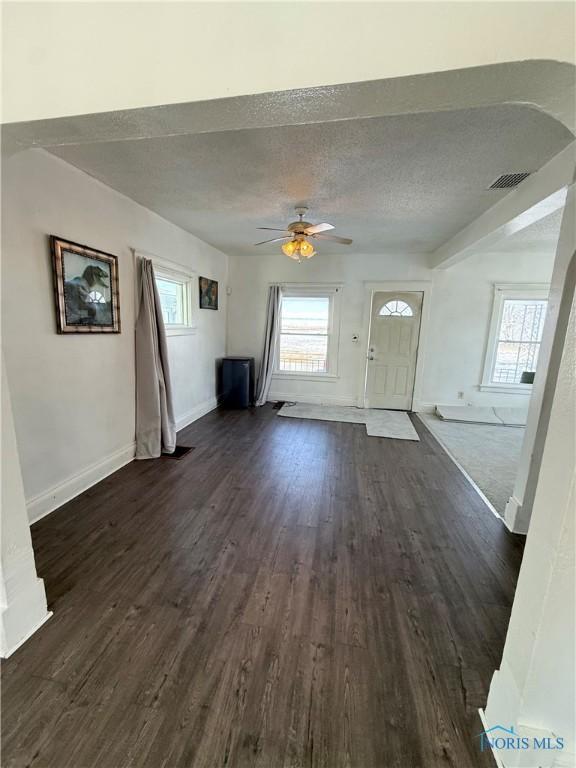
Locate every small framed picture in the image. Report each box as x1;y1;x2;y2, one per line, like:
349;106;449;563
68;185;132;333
50;236;121;333
199;277;218;310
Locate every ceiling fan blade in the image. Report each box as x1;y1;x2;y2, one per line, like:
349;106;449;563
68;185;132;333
254;236;292;246
304;222;334;235
312;233;353;245
256;227;291;232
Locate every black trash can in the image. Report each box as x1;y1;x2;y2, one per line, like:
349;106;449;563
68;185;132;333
221;357;255;408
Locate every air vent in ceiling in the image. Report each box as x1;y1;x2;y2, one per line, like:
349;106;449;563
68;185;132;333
489;172;531;189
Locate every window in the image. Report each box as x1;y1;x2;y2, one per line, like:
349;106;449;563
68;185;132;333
134;250;197;336
275;287;341;377
492;299;547;383
481;284;549;392
279;296;329;373
379;299;414;317
156;277;185;326
154;268;195;334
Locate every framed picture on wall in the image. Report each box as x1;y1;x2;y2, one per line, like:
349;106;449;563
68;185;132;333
50;236;121;333
199;276;218;310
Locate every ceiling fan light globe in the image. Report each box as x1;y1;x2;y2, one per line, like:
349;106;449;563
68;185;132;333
299;239;315;258
281;240;297;257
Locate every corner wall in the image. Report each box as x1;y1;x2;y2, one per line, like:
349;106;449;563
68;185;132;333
1;356;50;656
1;149;228;522
504;179;576;533
482;269;575;766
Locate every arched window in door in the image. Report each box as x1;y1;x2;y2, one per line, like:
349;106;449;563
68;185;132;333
379;299;413;317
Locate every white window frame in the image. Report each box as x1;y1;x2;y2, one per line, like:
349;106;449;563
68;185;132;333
480;283;549;394
134;250;197;336
273;284;342;380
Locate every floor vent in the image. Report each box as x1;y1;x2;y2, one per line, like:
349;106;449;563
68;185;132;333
489;172;531;189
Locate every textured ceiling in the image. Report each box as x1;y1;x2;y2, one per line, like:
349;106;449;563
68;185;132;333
477;209;564;255
47;104;572;256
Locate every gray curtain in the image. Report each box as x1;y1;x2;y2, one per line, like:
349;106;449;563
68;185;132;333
135;256;176;458
255;285;282;407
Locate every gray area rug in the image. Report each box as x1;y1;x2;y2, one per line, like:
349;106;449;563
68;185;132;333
277;403;420;441
418;413;525;514
365;409;420;440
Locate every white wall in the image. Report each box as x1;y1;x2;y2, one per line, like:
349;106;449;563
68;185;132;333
426;252;555;409
505;180;576;533
483;272;575;765
2;3;574;123
1;356;50;656
227;249;555;409
1;149;228;521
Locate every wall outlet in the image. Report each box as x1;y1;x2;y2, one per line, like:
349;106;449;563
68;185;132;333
457;391;464;400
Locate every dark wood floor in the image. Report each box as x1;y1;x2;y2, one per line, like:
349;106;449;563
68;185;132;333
2;406;524;768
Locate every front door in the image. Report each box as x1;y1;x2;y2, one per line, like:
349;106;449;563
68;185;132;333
365;291;423;410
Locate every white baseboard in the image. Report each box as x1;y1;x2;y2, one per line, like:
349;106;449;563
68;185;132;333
268;391;359;407
413;401;470;413
175;396;219;431
26;397;218;526
412;401;437;413
269;395;456;411
478;708;506;768
504;495;529;534
27;441;136;524
415;414;505;523
479;704;574;768
2;611;52;659
1;550;52;657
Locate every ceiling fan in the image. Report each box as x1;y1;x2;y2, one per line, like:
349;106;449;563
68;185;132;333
254;206;353;261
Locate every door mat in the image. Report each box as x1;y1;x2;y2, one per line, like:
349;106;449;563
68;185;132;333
365;410;420;440
278;403;419;441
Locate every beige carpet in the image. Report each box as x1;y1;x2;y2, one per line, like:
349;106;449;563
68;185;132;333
418;413;525;514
